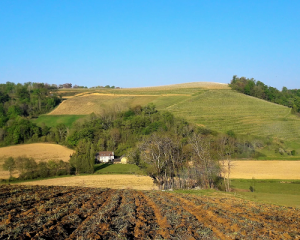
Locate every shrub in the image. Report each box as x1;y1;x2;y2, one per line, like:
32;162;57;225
226;130;236;138
278;148;285;155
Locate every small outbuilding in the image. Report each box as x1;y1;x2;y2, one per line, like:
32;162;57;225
96;151;114;163
121;157;128;164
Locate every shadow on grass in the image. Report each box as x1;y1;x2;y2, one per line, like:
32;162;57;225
94;163;113;172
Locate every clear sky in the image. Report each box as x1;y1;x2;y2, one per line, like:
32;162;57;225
0;0;299;89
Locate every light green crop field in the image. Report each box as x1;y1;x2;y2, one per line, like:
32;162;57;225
32;115;85;128
165;90;300;141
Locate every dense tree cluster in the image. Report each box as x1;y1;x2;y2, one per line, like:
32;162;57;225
65;104;205;155
134;131;237;190
0;82;61;120
0;82;61;145
229;75;300;113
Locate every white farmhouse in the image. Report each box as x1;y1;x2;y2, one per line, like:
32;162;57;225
96;151;114;163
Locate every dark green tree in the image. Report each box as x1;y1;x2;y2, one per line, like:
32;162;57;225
2;157;16;178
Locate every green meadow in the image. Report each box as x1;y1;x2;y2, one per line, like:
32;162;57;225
54;87;300;141
230;179;300;208
175;179;300;208
94;163;145;175
32;115;85;128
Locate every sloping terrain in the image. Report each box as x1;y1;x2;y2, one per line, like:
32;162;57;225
0;185;299;239
165;89;300;141
49;94;160;115
50;82;300;142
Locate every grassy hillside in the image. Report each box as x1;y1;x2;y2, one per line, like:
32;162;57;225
165;89;300;141
48;82;300;157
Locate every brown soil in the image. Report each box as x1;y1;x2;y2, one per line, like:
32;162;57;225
1;185;299;239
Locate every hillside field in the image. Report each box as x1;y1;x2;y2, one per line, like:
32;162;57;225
49;83;300;147
0;143;74;179
1;184;299;239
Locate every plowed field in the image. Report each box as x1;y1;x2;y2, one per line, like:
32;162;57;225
1;185;299;239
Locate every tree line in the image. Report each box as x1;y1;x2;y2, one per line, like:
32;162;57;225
2;156;70;180
229;75;300;113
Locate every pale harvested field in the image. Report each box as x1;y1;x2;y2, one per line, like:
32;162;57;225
0;143;74;179
50;82;229;115
48;94;159;115
230;161;300;179
125;82;230;90
18;174;159;190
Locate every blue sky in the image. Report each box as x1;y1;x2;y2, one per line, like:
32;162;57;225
0;0;299;89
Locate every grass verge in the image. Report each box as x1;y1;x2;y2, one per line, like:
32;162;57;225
94;163;145;175
230;179;300;208
174;179;300;208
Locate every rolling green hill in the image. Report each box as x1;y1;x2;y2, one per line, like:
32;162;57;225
45;82;300;157
163;89;300;141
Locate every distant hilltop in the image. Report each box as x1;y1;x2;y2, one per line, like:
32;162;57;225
126;82;229;90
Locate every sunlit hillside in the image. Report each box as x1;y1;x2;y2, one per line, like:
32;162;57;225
48;82;300;143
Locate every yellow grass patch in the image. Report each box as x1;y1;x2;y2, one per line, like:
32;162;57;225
230;161;300;179
18;174;158;190
48;94;159;115
0;143;74;179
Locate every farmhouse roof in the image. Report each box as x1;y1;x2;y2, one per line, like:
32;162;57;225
98;151;114;156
